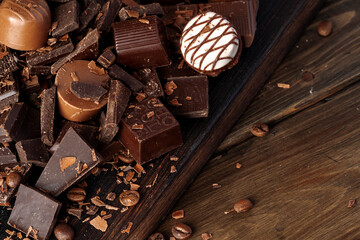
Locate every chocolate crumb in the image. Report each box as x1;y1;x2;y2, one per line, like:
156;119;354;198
59;157;77;172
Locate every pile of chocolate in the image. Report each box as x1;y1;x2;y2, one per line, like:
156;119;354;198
0;0;258;239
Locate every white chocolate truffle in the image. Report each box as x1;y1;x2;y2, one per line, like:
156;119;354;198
180;11;241;76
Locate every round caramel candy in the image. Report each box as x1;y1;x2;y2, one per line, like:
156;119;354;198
0;0;51;51
180;11;242;77
55;60;110;122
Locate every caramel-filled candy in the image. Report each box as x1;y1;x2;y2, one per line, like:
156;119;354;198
55;60;110;122
0;0;51;51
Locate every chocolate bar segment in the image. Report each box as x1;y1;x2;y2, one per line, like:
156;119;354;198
97;48;116;69
96;0;122;33
0;147;17;165
41;86;56;146
52;0;80;38
113;15;171;69
35;128;102;196
78;1;101;32
108;64;145;92
119;97;183;164
16;138;50;167
8;184;61;240
137;68;164;98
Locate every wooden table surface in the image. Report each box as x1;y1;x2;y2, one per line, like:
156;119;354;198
157;0;360;239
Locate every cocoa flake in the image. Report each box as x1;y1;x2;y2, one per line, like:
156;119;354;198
277;83;290;89
236;163;242;169
170;155;178;161
59;157;76;172
90;216;108;232
146;111;154;119
121;222;133;234
136;93;146;102
201;233;213;240
130;183;140;191
91;196;106;207
88;61;105;75
164;81;177;95
59;34;69;42
126;170;135;181
172;209;184;219
170;165;177;173
348;199;356;208
126;9;140;18
169;99;182;107
132;124;144;130
106;192;116;201
70;72;79;82
138;19;149;24
212;183;221;189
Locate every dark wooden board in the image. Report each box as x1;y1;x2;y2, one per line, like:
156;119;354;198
158;71;360;239
0;0;325;239
217;0;360;152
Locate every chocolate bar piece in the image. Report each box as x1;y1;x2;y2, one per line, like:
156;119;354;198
96;0;122;33
159;62;209;118
29;65;52;76
119;97;183;164
0;163;32;204
8;184;61;240
108;64;145;92
51;29;100;74
13;104;41;142
112;15;171;69
52;0;80;38
137;68;164;98
97;48;116;69
35;128;102;196
70;81;107;102
78;1;101;32
22;75;41;94
26;38;74;66
16;138;50;167
0;147;17;165
0;103;27;143
0;75;19;110
41;86;56;146
0;51;18;78
118;3;164;21
50;121;98;153
99;112;118;144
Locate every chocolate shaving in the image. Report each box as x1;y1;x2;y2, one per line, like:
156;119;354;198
67;208;83;219
164;81;177;95
136;93;146;102
106;192;116;201
90;216;108;232
138;19;149;24
131;124;143;130
70;72;79;82
130;183;140;191
125;170;135;181
121;222;133;234
59;156;76;172
170;165;177;173
88;61;105;75
169;99;182;107
91;196;106;207
277;83;290;88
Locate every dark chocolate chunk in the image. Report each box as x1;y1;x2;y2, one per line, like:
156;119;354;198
112;15;171;69
52;0;80;38
41;86;56;146
98;112;118;144
26;38;74;66
108;64;145;92
158;62;209;118
137;68;164;98
78;1;101;32
49;121;98;154
22;75;41;94
16;138;50;167
95;0;122;33
29;65;52;76
0;50;18;78
99;140;135;163
70;81;107;102
13;104;41;142
7;184;62;240
0;75;19;110
0;147;17;165
97;48;116;69
118;3;164;21
119;97;183;164
35;128;102;196
0;103;27;143
51;29;100;74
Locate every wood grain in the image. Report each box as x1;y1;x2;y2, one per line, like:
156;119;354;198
157;69;360;240
217;0;360;153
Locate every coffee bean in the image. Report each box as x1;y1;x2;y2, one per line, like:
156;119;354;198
66;187;86;202
172;223;192;240
317;20;333;37
6;172;21;188
148;232;165;240
234;198;253;213
119;190;140;207
301;71;314;82
54;223;75;240
250;123;269;137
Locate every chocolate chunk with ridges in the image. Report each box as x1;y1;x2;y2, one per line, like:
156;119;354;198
29;65;52;76
52;0;80;38
78;1;101;32
98;112;118;144
99;140;135;163
41;86;56;146
35;128;102;196
108;64;144;92
97;48;116;69
118;3;164;21
113;15;171;69
158;61;208;118
51;29;100;74
0;51;18;78
49;121;98;154
26;38;74;66
70;81;107;102
119;97;183;164
137;68;164;98
0;147;17;165
7;184;61;240
16;138;50;167
96;0;122;33
0;75;19;110
0;164;32;204
0;103;27;143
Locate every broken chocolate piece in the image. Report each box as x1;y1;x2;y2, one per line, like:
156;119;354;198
16;138;50;167
8;184;62;240
41;86;56;146
119;97;183;164
97;48;116;69
52;0;80;38
99;141;134;163
118;3;164;21
0;147;17;165
112;15;171;69
0;50;18;78
70;81;107;102
108;64;145;92
137;68;164;98
35;128;102;196
29;65;52;76
78;1;101;32
96;0;122;33
0;75;19;110
98;112;118;144
0;103;27;143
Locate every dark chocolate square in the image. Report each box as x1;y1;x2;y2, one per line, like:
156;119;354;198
16;138;50;167
0;147;17;165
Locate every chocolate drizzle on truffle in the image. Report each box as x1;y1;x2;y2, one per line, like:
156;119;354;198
180;11;241;77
